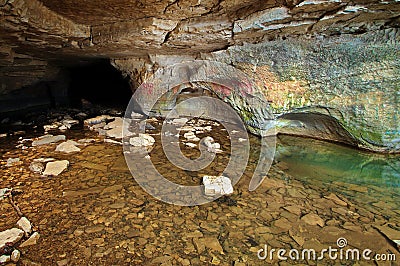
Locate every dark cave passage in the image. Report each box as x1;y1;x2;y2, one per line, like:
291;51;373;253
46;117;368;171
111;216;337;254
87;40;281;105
68;59;132;108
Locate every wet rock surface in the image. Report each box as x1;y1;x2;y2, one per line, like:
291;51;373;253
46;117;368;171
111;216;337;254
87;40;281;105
0;110;399;265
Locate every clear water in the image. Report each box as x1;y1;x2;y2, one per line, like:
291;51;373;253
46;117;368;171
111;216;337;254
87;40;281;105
1;119;399;265
276;135;400;218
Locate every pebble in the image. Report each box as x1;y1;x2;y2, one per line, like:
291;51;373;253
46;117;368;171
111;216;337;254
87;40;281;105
185;142;197;148
0;188;10;199
183;132;200;142
6;158;20;167
0;255;10;264
43;160;69;176
29;162;45;174
11;249;20;262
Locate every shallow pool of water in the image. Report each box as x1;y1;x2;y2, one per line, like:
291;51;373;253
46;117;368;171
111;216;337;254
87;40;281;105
276;135;400;219
0;117;399;265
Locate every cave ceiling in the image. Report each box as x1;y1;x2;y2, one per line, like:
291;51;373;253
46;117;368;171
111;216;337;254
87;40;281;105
0;0;399;93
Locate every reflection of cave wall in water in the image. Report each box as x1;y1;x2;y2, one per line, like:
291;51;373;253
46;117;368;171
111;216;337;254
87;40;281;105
68;59;132;108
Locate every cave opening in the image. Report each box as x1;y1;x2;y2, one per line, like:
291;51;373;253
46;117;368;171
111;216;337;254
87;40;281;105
68;59;132;109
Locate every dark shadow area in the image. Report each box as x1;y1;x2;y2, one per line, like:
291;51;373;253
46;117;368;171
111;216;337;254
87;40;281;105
68;59;132;108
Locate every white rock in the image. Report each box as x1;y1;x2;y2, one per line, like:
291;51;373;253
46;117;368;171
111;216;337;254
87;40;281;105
184;132;200;141
78;138;96;143
0;228;24;250
212;142;221;149
203;176;233;196
43;160;69;176
0;188;10;199
29;162;44;174
178;126;194;132
104;117;133;139
11;249;20;262
6;158;20;167
76;112;87;118
171;118;189;125
32;135;66;146
43;124;59;131
0;255;10;264
62;119;79;126
55;140;81;153
0;133;7;138
33;158;55;163
129;134;155;147
131;111;144;119
104;139;122;145
89;122;106;131
104;117;123;129
16;217;32;236
58;125;68;131
19;232;40;247
185;143;197;148
105;127;123;139
202;137;222;152
84;115;113;125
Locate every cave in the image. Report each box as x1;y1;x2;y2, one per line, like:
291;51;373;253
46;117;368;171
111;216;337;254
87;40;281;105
0;0;399;265
67;59;132;108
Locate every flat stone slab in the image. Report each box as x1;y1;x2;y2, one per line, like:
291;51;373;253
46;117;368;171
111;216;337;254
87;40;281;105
19;232;40;248
16;217;32;236
203;175;233;196
32;135;66;146
55;140;81;153
0;228;24;250
43;160;69;176
129;134;155;147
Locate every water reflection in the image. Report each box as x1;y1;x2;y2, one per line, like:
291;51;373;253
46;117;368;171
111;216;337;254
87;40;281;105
276;135;400;188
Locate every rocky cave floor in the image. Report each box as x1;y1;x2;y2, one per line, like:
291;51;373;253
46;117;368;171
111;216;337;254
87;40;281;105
0;107;399;266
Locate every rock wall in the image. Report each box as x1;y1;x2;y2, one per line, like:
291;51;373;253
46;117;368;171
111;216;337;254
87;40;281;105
113;29;399;152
